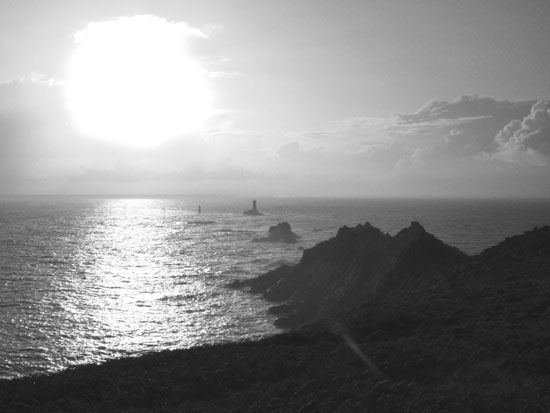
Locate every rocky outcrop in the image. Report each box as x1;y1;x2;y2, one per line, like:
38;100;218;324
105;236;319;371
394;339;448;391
4;226;550;412
252;222;300;244
235;221;467;327
244;200;262;216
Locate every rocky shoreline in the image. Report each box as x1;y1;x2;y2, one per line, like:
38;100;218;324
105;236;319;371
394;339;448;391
1;223;550;411
232;221;467;328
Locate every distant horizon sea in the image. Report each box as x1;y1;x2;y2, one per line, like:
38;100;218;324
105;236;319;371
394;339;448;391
1;195;549;379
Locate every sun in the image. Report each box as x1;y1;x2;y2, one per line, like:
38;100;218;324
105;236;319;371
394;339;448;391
66;15;212;147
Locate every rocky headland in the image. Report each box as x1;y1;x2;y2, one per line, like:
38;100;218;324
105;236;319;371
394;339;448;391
236;221;466;327
2;223;550;411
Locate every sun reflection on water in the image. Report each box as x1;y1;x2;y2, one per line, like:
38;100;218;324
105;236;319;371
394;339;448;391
28;198;285;374
4;197;545;378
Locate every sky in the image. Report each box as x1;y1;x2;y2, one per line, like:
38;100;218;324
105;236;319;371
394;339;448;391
0;0;549;198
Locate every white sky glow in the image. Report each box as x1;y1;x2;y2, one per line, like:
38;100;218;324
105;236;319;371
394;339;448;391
0;2;549;197
66;15;212;147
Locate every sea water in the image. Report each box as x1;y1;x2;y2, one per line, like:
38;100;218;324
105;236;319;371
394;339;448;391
1;196;549;379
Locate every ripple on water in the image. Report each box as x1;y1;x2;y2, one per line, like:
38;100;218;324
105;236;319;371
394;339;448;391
1;197;550;379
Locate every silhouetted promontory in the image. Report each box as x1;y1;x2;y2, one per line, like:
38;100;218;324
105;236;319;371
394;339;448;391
235;221;466;327
252;222;300;243
2;224;550;411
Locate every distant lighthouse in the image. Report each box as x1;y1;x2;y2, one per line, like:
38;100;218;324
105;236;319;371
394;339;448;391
243;199;262;216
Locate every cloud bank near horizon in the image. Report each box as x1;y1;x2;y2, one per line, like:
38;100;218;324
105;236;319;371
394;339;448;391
0;77;548;198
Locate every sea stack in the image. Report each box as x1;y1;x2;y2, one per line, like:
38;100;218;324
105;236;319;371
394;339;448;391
253;222;300;243
244;200;262;216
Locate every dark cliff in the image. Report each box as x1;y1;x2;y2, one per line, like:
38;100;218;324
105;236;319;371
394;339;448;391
235;221;467;327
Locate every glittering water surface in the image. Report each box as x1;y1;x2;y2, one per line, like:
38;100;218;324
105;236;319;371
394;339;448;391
1;196;549;379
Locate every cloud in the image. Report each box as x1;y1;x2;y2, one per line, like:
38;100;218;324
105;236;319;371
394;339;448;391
0;77;71;192
387;95;536;164
266;95;549;197
291;117;393;161
0;79;547;198
65;164;262;184
396;95;534;124
290;95;539;171
73;15;208;44
494;100;550;166
0;73;63;87
200;23;224;37
289;95;539;173
0;74;274;194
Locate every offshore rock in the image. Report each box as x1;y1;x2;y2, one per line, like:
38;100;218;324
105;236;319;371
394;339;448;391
253;222;300;244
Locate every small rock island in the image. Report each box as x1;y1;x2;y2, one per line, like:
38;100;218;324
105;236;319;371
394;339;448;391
243;200;262;216
253;222;300;244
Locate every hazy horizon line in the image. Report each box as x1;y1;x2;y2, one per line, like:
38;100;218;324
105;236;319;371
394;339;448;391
2;193;550;202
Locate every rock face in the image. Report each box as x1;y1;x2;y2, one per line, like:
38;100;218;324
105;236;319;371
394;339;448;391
253;222;300;244
243;200;262;216
236;221;467;327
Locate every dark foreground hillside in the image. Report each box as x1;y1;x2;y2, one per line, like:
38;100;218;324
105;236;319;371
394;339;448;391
1;225;550;412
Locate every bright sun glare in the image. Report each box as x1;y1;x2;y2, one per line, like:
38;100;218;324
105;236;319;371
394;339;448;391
67;15;212;147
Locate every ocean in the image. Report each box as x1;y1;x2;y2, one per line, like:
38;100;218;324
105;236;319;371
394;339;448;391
1;196;549;379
